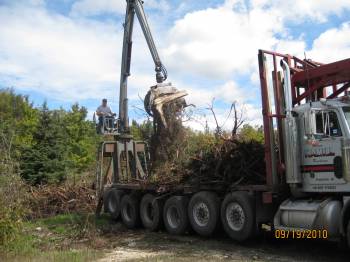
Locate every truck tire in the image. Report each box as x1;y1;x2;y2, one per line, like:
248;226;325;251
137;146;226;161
221;191;255;241
120;194;140;229
188;191;220;236
103;188;111;213
106;189;124;220
163;196;189;235
140;194;163;231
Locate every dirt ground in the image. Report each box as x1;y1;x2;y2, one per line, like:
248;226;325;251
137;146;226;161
97;222;349;262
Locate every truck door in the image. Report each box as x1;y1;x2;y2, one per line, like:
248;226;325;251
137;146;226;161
302;109;346;192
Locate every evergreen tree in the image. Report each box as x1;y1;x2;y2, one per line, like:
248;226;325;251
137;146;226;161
20;102;68;184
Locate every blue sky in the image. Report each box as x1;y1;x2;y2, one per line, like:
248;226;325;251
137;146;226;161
0;0;349;130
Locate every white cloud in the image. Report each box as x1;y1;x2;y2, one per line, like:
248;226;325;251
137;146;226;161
163;5;280;79
274;39;306;57
0;3;158;103
251;0;350;23
215;81;257;103
0;5;121;100
172;78;262;130
163;0;350;80
170;79;256;109
70;0;126;17
308;22;350;63
243;103;262;126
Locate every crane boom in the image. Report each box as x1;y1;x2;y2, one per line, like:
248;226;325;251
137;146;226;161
133;0;167;83
118;0;167;133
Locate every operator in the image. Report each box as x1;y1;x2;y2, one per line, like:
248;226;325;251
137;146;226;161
96;98;115;133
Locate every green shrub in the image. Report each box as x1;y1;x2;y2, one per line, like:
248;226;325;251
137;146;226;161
0;206;22;248
0;173;28;250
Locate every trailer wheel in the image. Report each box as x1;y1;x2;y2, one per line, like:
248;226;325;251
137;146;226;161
106;189;124;220
188;191;220;236
221;191;255;241
120;194;140;229
163;196;189;235
140;194;163;231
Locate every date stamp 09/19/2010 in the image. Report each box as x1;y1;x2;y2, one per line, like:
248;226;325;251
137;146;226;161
274;229;329;239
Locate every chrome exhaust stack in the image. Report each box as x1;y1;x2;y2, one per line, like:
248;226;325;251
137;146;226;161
281;60;301;186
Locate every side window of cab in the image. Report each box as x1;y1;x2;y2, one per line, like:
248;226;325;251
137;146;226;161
314;111;342;138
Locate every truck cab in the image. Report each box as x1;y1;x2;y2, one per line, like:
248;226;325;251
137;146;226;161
295;99;350;193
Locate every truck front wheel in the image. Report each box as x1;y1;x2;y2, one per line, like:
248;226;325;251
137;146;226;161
221;191;255;241
163;196;189;235
188;191;220;236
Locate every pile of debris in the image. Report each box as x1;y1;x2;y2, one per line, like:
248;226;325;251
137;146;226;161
148;96;265;187
28;182;95;219
149;97;187;179
185;139;266;186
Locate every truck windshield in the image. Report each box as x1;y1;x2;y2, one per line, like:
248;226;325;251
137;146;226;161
343;107;350;129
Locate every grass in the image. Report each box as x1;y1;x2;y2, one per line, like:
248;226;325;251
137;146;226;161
3;248;101;262
1;213;109;262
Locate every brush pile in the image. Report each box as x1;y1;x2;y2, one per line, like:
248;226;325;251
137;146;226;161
185;139;266;186
28;182;95;219
149;101;266;188
149;100;187;178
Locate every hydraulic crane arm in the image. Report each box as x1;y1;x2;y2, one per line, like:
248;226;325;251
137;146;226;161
119;0;168;132
133;0;167;83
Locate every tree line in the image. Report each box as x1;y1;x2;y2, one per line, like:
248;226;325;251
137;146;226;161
0;89;99;184
0;88;264;185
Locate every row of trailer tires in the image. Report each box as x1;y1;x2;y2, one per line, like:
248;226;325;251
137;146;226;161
104;189;256;241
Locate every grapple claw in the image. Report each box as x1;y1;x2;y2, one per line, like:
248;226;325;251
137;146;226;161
144;83;187;127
